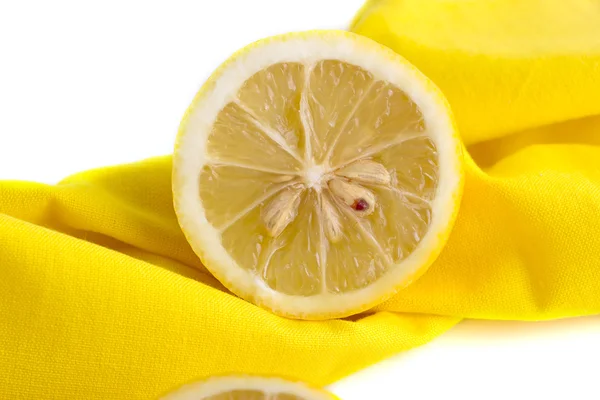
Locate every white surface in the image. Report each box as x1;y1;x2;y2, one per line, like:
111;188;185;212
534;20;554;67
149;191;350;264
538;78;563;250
1;1;599;399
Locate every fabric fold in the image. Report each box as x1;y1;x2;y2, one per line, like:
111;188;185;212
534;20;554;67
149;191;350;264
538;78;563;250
0;159;458;398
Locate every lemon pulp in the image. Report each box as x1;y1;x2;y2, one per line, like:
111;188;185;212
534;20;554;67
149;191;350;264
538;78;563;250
173;31;462;319
201;59;436;295
161;375;337;400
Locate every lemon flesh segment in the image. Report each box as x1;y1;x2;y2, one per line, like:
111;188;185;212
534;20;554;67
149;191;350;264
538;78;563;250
174;31;463;319
161;375;337;400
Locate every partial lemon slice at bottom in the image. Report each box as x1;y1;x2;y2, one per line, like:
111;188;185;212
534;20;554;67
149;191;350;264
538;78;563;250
173;30;463;319
161;375;338;400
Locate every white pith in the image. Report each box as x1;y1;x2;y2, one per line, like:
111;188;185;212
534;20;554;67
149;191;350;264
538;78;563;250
161;375;332;399
304;165;326;189
173;31;462;318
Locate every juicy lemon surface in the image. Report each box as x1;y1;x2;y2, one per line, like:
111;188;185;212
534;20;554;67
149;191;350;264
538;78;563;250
161;375;338;400
173;31;463;319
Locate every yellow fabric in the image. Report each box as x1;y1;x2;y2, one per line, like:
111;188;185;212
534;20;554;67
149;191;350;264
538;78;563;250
1;0;600;398
352;0;600;146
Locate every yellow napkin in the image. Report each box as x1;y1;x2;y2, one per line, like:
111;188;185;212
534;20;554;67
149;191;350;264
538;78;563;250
1;0;600;398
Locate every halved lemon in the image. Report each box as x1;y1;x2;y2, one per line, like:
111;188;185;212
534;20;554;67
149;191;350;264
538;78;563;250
173;30;463;319
161;375;338;400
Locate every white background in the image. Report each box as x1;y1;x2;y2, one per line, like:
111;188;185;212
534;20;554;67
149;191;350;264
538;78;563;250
1;1;599;398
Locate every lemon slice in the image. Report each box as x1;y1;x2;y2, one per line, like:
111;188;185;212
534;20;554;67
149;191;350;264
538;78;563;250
173;31;463;319
161;375;337;400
